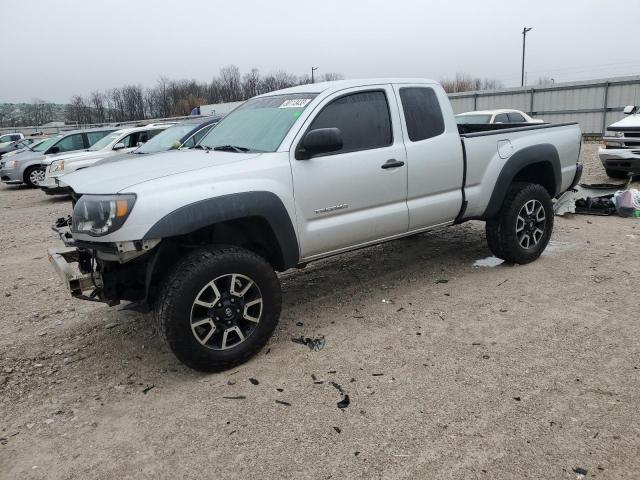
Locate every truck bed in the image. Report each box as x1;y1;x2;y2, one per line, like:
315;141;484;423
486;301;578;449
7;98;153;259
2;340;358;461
458;122;582;219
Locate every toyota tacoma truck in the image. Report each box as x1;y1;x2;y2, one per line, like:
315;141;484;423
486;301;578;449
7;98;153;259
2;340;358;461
599;105;640;178
48;78;583;372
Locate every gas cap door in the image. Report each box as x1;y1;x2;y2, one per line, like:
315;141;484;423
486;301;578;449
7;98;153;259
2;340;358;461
497;139;514;159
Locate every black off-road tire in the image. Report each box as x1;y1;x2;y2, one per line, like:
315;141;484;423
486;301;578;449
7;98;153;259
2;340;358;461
605;167;628;180
485;182;553;264
23;165;46;187
155;246;282;372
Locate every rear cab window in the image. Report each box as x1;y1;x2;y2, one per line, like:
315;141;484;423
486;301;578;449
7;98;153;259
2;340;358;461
399;87;445;142
306;90;392;154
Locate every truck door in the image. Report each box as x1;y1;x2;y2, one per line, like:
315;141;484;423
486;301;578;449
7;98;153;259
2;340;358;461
289;86;409;259
392;85;464;229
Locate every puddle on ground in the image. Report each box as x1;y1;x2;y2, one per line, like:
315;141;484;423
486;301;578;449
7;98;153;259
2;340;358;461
473;256;504;267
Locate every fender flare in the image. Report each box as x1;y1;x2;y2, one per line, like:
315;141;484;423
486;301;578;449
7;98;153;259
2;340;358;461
482;143;561;219
142;191;300;269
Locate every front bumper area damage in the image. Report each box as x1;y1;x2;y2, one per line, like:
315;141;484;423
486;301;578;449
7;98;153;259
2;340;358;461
48;247;109;303
49;216;161;308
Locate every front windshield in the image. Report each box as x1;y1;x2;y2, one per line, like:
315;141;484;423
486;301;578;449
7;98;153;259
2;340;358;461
32;134;61;152
89;131;123;151
136;123;196;154
199;94;317;152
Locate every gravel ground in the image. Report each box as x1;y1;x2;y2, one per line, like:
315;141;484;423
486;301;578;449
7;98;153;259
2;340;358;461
1;143;639;479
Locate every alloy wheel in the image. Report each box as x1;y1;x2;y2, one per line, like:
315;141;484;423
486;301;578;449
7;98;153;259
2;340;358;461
190;273;263;350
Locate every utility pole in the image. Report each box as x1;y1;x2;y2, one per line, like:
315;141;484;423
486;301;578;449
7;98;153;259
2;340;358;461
311;66;318;83
521;27;532;87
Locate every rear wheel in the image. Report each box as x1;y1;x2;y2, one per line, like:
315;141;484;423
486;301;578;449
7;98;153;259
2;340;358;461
485;182;553;264
605;167;628;179
24;165;46;187
155;246;281;372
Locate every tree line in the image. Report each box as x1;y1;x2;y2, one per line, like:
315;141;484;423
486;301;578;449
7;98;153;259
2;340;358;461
64;66;344;125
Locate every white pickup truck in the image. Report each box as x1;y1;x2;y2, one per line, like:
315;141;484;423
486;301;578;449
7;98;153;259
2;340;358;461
49;78;583;372
599;105;640;178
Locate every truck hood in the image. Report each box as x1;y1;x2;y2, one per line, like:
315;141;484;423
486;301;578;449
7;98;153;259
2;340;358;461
61;149;261;194
609;114;640;130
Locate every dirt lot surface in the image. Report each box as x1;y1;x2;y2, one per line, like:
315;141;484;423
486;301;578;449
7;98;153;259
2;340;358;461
1;143;639;479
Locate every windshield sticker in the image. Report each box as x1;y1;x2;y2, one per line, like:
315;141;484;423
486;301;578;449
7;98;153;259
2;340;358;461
279;99;311;109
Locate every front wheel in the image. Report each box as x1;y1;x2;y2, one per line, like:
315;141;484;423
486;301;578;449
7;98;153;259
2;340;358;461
155;246;282;372
485;183;553;264
24;165;46;187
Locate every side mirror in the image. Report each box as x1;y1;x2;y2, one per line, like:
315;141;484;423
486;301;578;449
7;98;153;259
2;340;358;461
113;142;126;151
297;128;343;159
49;146;60;154
623;105;637;115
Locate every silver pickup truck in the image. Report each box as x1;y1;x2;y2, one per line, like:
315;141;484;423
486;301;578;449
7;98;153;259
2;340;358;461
49;78;583;372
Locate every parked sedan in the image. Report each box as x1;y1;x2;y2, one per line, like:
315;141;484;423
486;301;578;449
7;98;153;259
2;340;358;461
456;109;544;125
39;124;172;194
0;127;115;187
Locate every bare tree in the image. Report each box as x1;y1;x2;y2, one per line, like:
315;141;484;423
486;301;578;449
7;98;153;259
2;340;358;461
321;72;344;82
219;65;243;101
90;91;107;123
61;66;345;123
440;72;503;93
242;68;262;98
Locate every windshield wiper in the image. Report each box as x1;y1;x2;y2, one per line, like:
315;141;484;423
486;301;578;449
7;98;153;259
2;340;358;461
194;145;212;151
212;145;250;153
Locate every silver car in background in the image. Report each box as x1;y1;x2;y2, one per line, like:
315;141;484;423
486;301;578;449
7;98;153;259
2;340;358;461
0;127;115;187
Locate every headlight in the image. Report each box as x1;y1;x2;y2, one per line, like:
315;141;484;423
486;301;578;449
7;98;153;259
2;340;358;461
8;160;17;169
72;194;136;236
51;160;64;172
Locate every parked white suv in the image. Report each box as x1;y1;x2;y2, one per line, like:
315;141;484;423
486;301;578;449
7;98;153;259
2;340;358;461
49;78;582;372
39;124;172;194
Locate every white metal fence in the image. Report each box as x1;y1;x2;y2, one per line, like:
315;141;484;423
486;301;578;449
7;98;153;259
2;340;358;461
448;75;640;135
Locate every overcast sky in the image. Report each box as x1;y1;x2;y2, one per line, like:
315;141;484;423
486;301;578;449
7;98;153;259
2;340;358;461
1;0;639;103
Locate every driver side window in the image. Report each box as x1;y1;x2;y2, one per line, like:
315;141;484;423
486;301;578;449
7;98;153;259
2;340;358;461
307;90;392;155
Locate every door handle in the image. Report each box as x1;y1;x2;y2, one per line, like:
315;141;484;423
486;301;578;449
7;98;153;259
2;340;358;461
381;159;405;169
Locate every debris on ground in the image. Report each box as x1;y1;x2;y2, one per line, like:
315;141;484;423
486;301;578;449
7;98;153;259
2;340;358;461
555;184;625;216
331;381;351;409
142;385;155;394
248;378;259;385
613;188;640;217
104;322;120;329
573;467;588;477
291;336;326;351
275;400;291;406
222;395;246;400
